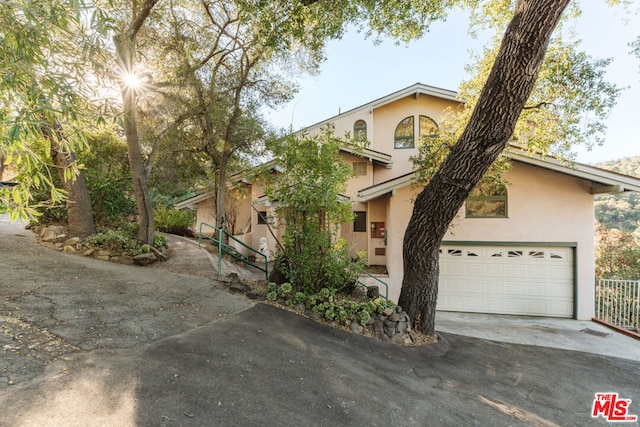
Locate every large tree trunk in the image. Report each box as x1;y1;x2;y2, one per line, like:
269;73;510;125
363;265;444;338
41;116;95;238
50;141;96;238
114;31;155;245
216;149;231;230
398;0;570;336
122;85;154;244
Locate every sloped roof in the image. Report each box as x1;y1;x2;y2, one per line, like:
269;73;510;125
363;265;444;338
356;149;640;202
299;82;461;132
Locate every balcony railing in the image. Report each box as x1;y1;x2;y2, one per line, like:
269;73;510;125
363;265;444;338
596;279;639;332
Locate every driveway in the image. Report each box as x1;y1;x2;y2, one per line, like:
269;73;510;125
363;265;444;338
1;217;639;426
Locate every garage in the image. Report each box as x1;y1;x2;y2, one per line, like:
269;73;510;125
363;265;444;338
438;244;574;317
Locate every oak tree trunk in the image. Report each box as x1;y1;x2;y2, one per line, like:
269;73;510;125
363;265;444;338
41;115;95;238
122;86;155;245
216;149;231;230
115;32;155;245
50;141;96;238
399;0;571;336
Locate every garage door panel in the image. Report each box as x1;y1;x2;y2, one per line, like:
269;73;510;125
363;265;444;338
466;264;484;275
486;265;505;275
486;283;505;293
444;264;465;275
439;245;573;317
506;266;526;276
526;266;547;278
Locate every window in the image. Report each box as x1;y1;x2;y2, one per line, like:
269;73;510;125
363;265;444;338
353;211;367;232
354;120;367;141
257;211;268;225
465;181;508;218
353;162;367;176
394;116;414;149
419;115;438;139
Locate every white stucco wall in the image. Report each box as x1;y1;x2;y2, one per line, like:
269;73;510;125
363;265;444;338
383;161;596;319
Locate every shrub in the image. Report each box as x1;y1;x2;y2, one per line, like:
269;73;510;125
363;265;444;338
265;130;366;295
278;282;293;298
154;206;194;236
264;282;392;328
85;228;167;256
85;229;139;254
153;234;167;249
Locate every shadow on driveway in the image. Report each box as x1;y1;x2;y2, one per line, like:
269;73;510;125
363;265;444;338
2;304;639;426
1;219;639;426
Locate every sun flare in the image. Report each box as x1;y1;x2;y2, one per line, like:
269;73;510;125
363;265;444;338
122;73;142;89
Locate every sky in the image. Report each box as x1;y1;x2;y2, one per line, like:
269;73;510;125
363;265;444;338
265;2;640;165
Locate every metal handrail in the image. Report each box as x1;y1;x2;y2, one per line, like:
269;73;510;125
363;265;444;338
355;266;389;300
198;222;269;280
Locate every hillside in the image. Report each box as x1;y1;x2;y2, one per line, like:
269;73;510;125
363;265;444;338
594;156;640;232
596;156;640;178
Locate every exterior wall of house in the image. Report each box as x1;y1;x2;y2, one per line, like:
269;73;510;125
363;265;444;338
304;109;372;142
194;198;217;236
185;87;602;321
371;94;458;183
248;182;280;259
368;196;390;266
343;153;374;198
383;161;596;319
341;200;368;259
331;111;372;142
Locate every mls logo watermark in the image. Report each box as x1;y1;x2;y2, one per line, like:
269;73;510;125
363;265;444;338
592;393;638;422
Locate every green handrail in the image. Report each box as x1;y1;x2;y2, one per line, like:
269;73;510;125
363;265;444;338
198;222;269;280
355;267;389;300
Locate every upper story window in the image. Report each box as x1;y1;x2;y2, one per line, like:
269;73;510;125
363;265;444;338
354;120;367;142
353;161;367;176
419;115;438;139
394;116;414;149
465;182;508;218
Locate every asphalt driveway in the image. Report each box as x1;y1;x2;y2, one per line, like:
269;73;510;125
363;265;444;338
1;217;639;426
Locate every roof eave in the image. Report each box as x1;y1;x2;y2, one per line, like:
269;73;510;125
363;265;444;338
298;83;461;133
505;151;640;194
356;173;416;202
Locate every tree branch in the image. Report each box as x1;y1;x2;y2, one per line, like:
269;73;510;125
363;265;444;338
523;101;554;110
132;0;161;39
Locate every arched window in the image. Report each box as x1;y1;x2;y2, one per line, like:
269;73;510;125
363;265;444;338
419;115;438;139
465;181;508;218
354;120;367;141
394;116;414;149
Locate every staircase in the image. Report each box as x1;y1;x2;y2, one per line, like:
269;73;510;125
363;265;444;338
198;223;269;281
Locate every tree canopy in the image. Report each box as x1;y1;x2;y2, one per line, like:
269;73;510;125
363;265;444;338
0;0;97;221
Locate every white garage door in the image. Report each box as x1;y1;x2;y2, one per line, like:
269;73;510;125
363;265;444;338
438;245;573;317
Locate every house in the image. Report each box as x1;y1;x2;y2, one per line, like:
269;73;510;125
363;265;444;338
176;82;640;320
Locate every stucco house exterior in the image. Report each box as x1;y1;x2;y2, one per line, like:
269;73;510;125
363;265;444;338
176;82;640;320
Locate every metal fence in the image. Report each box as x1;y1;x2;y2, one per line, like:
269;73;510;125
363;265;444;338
596;279;639;332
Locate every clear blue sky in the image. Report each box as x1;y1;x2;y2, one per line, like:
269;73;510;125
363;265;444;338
266;3;639;165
